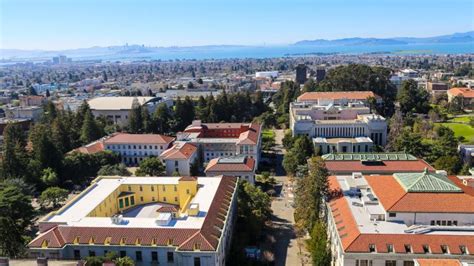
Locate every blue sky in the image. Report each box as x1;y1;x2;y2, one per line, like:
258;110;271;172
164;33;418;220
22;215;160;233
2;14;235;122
1;0;473;50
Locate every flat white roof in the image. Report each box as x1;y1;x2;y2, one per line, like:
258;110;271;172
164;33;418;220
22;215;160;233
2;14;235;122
46;176;222;229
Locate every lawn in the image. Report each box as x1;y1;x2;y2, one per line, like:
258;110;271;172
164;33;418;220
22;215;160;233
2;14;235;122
448;116;472;123
437;122;474;143
262;129;275;139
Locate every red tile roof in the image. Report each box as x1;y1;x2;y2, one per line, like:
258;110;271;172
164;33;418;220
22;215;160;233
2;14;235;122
159;143;197;160
72;140;105;154
324;160;435;174
327;176;474;254
297;91;380;102
104;133;175;145
28;176;239;252
365;175;474;213
205;157;255;173
184;121;261;145
448;87;474;98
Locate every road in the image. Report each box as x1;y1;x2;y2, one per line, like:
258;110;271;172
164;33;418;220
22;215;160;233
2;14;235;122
268;129;310;266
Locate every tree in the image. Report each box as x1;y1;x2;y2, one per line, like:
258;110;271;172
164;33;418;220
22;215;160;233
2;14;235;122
392;128;425;158
1;123;29;180
307;221;331;266
448;95;464;114
294;157;329;232
434;156;462;175
174;96;195;131
187;81;194;89
40;186;69;208
128;98;143;133
302;78;318;93
152;103;172;134
398;79;430;115
0;184;34;257
41;167;59;186
282;151;299;176
135;157;165;176
30;124;63;172
141;106;152;133
114;256;134;266
80;111;102;144
98;164;131;176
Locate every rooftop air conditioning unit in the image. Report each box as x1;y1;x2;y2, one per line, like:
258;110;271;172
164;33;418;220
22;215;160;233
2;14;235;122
352;172;363;179
111;214;123;224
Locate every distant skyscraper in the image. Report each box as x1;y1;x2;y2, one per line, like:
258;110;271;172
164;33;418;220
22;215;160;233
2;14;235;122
295;64;307;84
316;66;326;82
52;56;60;64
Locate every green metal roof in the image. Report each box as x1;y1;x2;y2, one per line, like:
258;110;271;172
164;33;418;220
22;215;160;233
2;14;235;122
393;169;462;193
321;153;418;161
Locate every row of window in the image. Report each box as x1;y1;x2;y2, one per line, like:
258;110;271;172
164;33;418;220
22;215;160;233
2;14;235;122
367;243;468;255
107;144;164;150
74;250;200;265
127;185;178;192
356;260;414;266
118;196;135;209
430;220;458;226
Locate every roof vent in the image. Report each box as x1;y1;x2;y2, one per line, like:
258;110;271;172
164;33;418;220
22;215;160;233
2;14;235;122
111;214;124;224
156;213;172;226
352;172;363;179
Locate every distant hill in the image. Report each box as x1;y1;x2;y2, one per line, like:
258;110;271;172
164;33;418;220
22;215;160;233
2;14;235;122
294;31;474;46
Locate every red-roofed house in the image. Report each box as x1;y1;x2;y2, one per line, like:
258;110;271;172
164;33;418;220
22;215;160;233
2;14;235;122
104;133;175;166
205;156;256;183
447;87;474;108
159;142;198;175
177;120;262;166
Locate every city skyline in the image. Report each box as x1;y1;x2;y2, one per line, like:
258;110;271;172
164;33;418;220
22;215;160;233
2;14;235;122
1;0;473;50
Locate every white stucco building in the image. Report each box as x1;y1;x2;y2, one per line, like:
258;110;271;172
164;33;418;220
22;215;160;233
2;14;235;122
103;133;175;166
159;142;199;176
290;91;387;153
327;170;474;266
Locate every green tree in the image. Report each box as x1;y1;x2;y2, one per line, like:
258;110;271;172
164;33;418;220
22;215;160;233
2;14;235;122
392;128;425;158
398;79;430;115
41;167;59;186
282;151;299;176
30;124;63;172
114;256;134;266
135;157;165;176
1;124;29;180
174;96;195;131
98;164;131;176
447;95;464;114
434;156;462;175
80;111;102;144
307;221;331;266
40;186;69;208
302;78;318;93
294;157;329;232
128;98;143;133
152;103;172;133
0;184;34;257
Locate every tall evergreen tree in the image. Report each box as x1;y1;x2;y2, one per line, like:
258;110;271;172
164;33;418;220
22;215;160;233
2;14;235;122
80;111;101;144
307;221;331;266
1;124;28;180
128;98;143;133
152;103;172;134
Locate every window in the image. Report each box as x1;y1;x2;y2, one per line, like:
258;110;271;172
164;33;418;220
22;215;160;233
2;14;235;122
175;161;179;166
460;245;467;254
140;196;144;202
422;245;430;253
387;244;394;253
73;250;81;260
103;250;108;256
431;220;435;225
119;199;124;208
152;197;155;201
125;197;129;207
404;244;412;253
130;196;135;205
151;251;158;262
194;257;201;266
135;251;142;262
88;250;96;257
174;185;177;192
163;197;167;201
388;212;396;217
151;186;154;191
162;186;166;191
120;251;126;258
127;185;131;191
356;260;372;266
385;261;396;266
167;252;174;262
369;244;376;253
403;261;415;266
441;245;449;254
186;189;190;194
174;196;178;202
139;186;143;191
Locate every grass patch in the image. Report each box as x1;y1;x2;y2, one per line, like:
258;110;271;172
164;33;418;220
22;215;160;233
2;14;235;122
262;129;275;139
448;116;472;123
437;122;474;143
